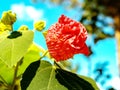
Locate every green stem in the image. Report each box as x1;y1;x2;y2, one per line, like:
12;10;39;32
0;75;8;87
39;50;48;60
9;62;19;90
11;25;13;32
39;50;63;69
54;61;68;70
54;61;62;69
9;58;23;90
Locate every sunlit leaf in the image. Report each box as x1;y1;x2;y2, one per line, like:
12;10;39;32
27;61;67;90
17;43;41;77
0;31;34;67
0;60;14;84
28;43;45;53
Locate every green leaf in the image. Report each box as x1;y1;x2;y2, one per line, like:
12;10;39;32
28;43;45;53
17;43;41;77
29;43;51;59
18;42;51;79
55;69;99;90
78;75;99;90
27;61;99;90
27;61;67;90
20;60;40;90
0;60;14;84
0;42;40;85
0;31;34;67
7;31;22;39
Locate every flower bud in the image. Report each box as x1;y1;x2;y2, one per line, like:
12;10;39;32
18;25;29;31
1;10;16;25
0;22;12;34
34;20;46;31
42;30;48;38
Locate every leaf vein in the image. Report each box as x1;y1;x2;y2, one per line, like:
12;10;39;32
47;67;54;90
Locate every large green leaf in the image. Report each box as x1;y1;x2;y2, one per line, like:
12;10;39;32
0;60;14;84
27;61;99;90
55;69;99;90
0;42;45;86
17;43;41;77
27;61;67;90
17;42;51;77
0;31;34;67
20;60;40;90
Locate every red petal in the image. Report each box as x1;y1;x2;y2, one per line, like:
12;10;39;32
46;15;89;61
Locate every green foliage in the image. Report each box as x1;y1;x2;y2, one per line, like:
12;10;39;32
27;61;99;90
17;44;41;77
0;60;14;84
20;60;40;90
0;31;34;67
27;61;67;90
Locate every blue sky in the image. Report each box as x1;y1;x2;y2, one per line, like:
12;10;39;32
0;0;120;89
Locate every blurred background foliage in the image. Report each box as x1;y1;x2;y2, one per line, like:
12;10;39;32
32;0;120;89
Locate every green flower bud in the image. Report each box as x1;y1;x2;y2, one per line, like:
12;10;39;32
42;30;48;38
0;22;12;34
1;10;16;25
18;25;29;31
34;20;46;31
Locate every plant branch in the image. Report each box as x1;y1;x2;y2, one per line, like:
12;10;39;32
0;75;8;87
39;50;48;60
54;61;62;69
9;58;23;90
54;61;68;70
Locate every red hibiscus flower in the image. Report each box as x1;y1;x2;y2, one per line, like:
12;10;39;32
46;15;90;61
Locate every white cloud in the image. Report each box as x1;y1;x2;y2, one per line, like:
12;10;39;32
108;77;120;90
11;3;44;21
